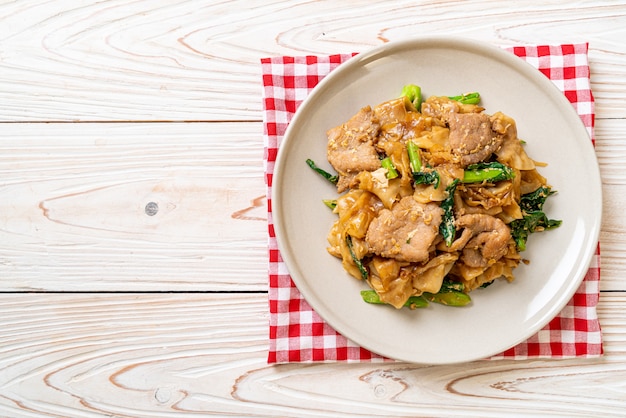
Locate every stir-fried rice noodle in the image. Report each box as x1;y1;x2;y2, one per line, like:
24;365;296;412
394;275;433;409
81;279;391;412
325;94;555;309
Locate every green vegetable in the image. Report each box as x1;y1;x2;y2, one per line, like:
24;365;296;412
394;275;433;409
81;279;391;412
462;162;515;183
323;199;337;210
423;279;471;306
448;92;481;105
401;84;422;109
439;179;459;247
360;290;428;309
439;279;465;293
423;290;471;306
407;140;440;188
402;85;479;107
380;157;399;179
519;186;554;212
306;158;338;185
360;278;470;309
511;212;562;251
510;186;562;251
346;235;368;280
406;139;422;172
413;171;441;188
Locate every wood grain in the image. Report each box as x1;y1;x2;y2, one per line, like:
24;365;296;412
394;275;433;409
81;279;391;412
596;119;626;292
0;122;267;291
0;293;624;417
0;1;623;121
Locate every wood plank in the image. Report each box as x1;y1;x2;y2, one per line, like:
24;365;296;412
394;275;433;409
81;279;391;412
0;122;267;291
0;292;624;417
0;119;623;291
0;1;622;121
596;119;626;292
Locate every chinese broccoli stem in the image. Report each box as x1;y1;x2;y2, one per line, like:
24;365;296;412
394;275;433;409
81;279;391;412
423;279;471;306
361;283;470;308
360;290;428;309
306;158;338;185
380;157;399;179
406;140;422;172
448;92;481;105
346;235;368;280
423;290;471;306
462;162;515;183
323;199;337;210
407;140;440;188
401;84;422;109
439;179;459;247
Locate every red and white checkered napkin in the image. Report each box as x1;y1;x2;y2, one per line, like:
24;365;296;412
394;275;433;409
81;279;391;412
262;44;602;363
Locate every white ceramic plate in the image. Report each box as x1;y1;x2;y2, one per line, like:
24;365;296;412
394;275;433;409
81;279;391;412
272;37;602;364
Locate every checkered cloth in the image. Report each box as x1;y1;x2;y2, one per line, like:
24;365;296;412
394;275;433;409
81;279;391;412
262;43;602;363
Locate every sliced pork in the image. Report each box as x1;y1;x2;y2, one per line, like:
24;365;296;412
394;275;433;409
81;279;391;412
365;197;443;263
327;106;381;192
448;112;503;166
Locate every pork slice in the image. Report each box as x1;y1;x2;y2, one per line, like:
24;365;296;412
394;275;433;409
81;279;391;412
365;197;443;263
448;112;503;166
327;106;381;192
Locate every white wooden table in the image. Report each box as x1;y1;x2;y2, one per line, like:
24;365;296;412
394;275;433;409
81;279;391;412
1;1;625;416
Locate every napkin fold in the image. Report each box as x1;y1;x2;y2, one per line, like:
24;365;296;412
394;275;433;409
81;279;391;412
262;43;602;363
